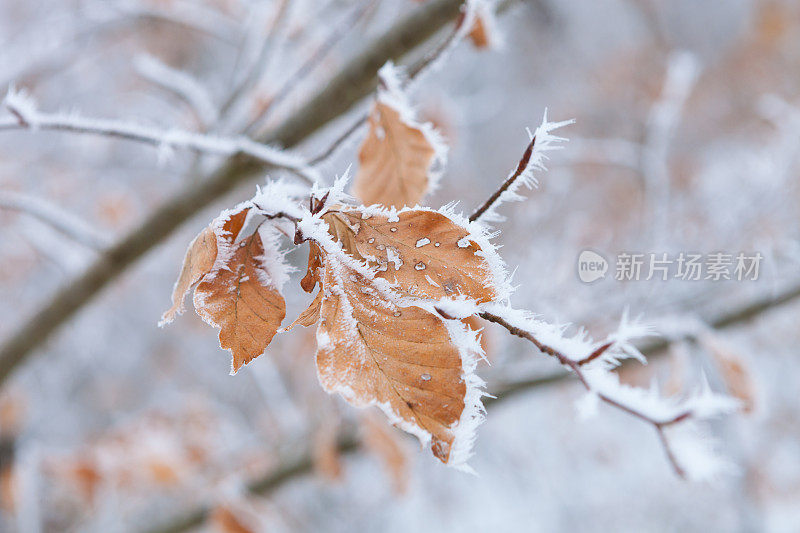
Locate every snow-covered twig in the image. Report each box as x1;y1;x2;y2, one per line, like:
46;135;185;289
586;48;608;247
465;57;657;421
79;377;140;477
0;191;111;250
1;88;319;184
431;298;739;480
469;112;573;223
134;54;218;128
470;306;739;479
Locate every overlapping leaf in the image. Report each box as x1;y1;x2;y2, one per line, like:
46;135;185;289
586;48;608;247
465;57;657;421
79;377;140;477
160;226;218;325
314;252;481;465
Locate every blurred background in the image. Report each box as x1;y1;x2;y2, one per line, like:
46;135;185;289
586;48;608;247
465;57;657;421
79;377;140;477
0;0;799;531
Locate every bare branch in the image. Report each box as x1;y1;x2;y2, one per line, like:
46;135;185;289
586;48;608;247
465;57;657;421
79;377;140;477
0;89;318;184
0;191;110;250
469;135;537;222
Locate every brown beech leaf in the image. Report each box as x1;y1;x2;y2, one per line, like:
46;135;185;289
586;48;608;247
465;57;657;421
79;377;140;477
160;225;218;325
286;289;323;331
468;4;497;49
468;13;490;48
193;208;286;373
287;242;325;330
353;101;437;208
360;412;409;493
324;208;497;302
315;253;479;465
300;242;324;293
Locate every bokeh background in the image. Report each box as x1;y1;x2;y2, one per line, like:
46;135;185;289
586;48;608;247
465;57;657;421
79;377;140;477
0;0;799;531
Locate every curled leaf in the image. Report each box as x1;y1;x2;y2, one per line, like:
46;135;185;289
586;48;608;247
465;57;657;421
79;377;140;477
160;226;217;325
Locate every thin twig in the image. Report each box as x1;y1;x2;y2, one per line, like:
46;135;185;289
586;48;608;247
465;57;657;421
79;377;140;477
219;0;292;117
469;135;536;222
308;111;370;166
478;309;691;477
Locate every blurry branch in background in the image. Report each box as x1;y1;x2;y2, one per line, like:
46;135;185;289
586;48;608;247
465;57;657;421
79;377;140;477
218;0;292;119
110;0;242;44
134;55;219;129
642;51;700;241
147;279;800;533
0;192;110;251
242;0;378;135
0;0;473;386
0;89;318;184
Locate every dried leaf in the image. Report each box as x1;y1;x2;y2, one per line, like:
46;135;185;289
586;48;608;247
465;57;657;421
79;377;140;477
286;289;323;331
325;209;497;302
193;208;286;373
468;3;498;49
468;14;490;48
315;253;481;465
353;101;437;208
360;412;409;493
312;421;343;481
300;242;324;293
211;506;257;533
160;225;217;325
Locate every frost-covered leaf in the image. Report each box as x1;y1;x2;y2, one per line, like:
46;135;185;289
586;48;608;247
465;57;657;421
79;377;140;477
314;252;484;468
287;242;325;330
322;207;502;302
160;225;217;325
352;66;445;208
192;206;287;374
286;289;323;331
